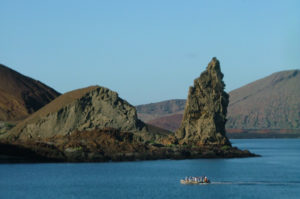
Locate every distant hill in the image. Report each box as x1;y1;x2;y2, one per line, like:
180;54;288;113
0;64;60;121
136;70;300;132
147;114;183;132
136;99;185;122
227;70;300;129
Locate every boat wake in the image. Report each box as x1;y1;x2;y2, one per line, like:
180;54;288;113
211;181;300;186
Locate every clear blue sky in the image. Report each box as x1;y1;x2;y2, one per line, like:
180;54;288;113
1;0;299;105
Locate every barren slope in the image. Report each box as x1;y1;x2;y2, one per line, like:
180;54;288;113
227;70;300;129
136;99;185;122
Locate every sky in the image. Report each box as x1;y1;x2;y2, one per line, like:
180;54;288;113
1;0;299;105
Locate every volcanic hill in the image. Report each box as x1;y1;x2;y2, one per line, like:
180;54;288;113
227;70;300;129
0;64;60;121
0;86;174;162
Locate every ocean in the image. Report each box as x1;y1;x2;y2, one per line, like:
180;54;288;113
1;139;299;199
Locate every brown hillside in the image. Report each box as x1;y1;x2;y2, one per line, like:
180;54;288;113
136;99;185;122
227;70;300;129
147;114;183;132
0;64;60;121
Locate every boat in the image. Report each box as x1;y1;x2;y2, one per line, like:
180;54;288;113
180;177;210;184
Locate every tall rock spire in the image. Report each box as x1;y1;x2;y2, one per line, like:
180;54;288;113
176;57;231;146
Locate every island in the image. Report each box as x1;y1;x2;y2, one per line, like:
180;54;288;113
0;58;257;163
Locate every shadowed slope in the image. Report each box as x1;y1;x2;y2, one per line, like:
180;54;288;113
0;64;60;121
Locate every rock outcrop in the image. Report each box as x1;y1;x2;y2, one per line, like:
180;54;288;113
0;85;175;162
0;64;60;121
176;57;230;146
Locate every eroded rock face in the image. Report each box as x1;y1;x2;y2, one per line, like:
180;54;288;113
6;86;151;141
176;57;231;146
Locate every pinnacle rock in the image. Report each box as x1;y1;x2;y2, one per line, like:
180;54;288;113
176;57;231;146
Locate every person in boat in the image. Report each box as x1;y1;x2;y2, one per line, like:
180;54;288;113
204;176;208;183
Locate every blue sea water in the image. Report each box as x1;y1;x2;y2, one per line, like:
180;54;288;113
0;139;300;199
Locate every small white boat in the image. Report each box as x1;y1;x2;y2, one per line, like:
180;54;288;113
180;177;210;184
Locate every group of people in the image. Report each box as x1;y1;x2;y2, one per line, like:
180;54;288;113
184;176;209;183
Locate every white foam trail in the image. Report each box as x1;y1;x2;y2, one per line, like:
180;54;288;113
211;181;300;185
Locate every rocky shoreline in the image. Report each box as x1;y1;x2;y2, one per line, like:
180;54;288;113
0;141;258;163
0;127;258;163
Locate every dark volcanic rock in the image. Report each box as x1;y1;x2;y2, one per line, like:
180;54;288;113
0;128;257;163
176;57;230;146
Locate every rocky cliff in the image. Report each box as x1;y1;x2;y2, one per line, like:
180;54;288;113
0;64;60;121
176;57;230;146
